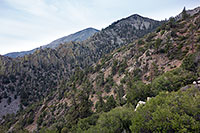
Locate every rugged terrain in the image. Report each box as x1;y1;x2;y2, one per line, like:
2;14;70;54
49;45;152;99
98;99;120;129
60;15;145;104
0;14;161;120
1;7;200;133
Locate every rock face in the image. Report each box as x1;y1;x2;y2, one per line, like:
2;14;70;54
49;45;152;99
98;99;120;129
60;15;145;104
0;96;20;120
4;28;99;58
83;14;162;61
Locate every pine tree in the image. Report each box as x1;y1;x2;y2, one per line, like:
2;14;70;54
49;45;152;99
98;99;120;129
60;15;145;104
182;7;189;20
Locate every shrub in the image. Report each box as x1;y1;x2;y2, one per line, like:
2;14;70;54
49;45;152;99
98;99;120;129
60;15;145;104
111;60;118;75
171;30;177;37
181;54;197;72
160;30;165;36
127;81;153;106
151;68;197;94
104;95;116;112
146;33;156;42
182;7;190;20
86;107;134;133
76;114;99;132
130;87;200;132
138;39;145;45
118;60;128;75
154;38;162;53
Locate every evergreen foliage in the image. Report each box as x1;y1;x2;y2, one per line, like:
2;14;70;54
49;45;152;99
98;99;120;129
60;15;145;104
130;88;200;132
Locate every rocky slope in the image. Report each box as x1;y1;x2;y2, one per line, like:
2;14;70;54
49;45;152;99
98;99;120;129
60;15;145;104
0;14;162;121
0;7;200;133
4;28;99;58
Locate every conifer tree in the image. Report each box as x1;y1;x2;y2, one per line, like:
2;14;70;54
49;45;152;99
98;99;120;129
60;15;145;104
182;7;189;20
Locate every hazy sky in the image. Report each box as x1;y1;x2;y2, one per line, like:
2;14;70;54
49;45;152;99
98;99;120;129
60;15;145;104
0;0;199;55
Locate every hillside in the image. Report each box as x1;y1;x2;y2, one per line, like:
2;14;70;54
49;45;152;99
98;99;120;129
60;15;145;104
0;7;200;133
4;28;99;58
0;14;161;121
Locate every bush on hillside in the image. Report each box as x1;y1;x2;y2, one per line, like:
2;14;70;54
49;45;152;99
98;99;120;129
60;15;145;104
130;87;200;132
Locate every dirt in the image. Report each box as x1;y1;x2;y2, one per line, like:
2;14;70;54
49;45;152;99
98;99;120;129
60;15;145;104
104;67;112;79
25;105;45;132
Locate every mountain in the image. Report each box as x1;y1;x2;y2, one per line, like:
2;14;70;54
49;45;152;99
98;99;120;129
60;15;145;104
8;7;200;132
42;27;99;49
0;14;162;122
18;9;199;132
4;28;99;58
1;7;199;132
3;49;39;58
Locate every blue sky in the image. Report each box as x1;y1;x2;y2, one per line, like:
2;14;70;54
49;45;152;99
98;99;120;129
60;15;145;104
0;0;199;55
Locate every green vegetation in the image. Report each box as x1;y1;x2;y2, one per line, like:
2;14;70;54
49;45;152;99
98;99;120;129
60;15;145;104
181;53;197;72
78;107;134;133
151;68;197;94
1;6;200;133
130;87;200;132
72;87;200;132
111;59;128;76
127;81;153;105
182;7;190;20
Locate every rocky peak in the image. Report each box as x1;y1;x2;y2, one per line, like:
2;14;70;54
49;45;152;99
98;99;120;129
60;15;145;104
109;14;160;31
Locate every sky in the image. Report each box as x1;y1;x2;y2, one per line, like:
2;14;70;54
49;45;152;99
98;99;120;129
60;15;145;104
0;0;199;55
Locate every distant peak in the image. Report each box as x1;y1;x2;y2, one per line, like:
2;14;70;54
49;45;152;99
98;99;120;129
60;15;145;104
130;14;142;17
80;27;99;32
4;27;99;58
85;27;99;31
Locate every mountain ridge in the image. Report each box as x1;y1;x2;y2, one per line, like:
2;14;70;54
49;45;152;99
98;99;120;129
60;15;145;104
5;8;199;132
4;27;99;58
0;13;162;122
0;7;200;132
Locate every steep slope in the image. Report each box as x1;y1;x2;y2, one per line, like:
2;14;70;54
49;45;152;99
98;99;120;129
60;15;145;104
41;10;200;132
0;14;162;120
84;14;162;59
1;8;200;132
4;28;99;58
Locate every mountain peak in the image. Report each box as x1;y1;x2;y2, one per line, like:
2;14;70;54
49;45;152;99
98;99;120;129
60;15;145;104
42;27;99;49
4;28;99;58
129;14;143;18
106;13;161;33
83;27;99;31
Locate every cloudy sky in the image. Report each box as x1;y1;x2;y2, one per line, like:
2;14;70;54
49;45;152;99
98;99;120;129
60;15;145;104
0;0;199;55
